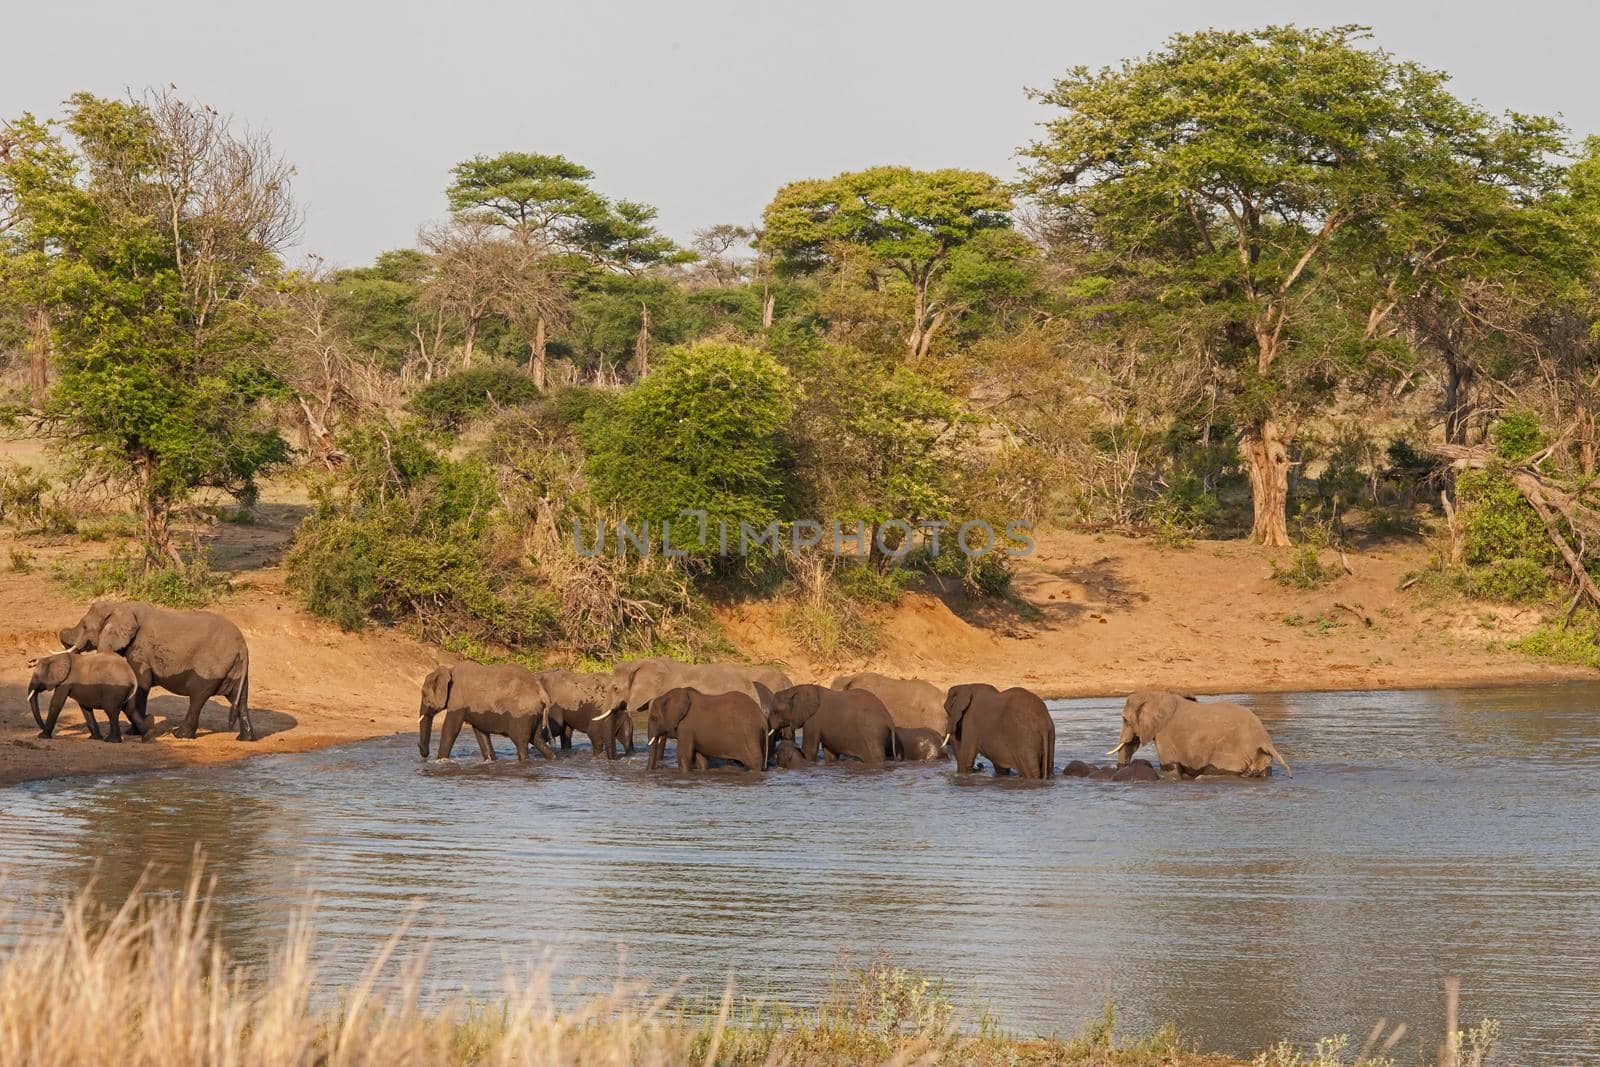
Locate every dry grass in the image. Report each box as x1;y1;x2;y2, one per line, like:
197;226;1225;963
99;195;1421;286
0;875;1253;1067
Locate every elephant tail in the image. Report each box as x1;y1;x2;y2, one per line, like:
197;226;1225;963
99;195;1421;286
1264;743;1291;777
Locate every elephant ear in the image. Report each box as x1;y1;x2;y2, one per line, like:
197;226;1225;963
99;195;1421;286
97;606;140;653
944;685;973;723
420;667;453;714
666;688;693;728
38;653;72;690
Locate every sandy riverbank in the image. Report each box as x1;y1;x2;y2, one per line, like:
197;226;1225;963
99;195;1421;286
1;505;1591;788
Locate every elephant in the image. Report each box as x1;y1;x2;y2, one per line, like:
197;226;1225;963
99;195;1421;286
894;727;948;762
418;662;556;762
772;738;810;769
768;684;898;764
1111;694;1291;778
644;687;767;772
537;669;632;759
27;652;144;742
944;683;1056;779
614;655;784;713
1061;759;1095;778
613;658;780;716
61;600;253;740
1089;765;1118;780
830;672;946;734
1112;760;1160;782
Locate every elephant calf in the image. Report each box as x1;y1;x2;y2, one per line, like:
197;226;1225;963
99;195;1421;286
772;738;810;769
894;727;948;761
769;684;897;764
27;652;144;742
646;687;766;772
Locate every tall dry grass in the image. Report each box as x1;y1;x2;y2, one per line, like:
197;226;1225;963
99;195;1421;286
0;875;1496;1067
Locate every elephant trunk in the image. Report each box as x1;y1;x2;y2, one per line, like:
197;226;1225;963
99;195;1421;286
418;706;435;758
27;687;42;732
646;735;663;771
1108;725;1139;766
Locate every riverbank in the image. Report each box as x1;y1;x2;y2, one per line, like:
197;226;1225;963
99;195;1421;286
2;498;1592;787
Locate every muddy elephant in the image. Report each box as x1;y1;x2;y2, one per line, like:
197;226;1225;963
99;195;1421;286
27;652;145;742
1112;693;1290;778
538;669;632;759
615;657;785;715
61;600;253;740
894;727;948;762
1112;759;1160;782
769;684;897;764
645;687;767;772
944;683;1055;779
830;672;945;734
418;662;556;762
772;738;809;769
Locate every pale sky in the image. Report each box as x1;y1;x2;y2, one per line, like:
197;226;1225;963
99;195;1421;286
7;1;1596;266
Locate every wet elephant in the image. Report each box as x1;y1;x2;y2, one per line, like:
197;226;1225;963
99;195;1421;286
614;658;783;716
1112;693;1290;778
944;683;1055;779
538;669;632;759
418;662;555;762
768;684;897;764
645;687;767;772
61;600;253;740
772;738;810;769
27;652;145;742
894;727;948;761
830;672;945;734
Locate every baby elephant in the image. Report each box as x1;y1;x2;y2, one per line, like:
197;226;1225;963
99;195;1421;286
895;728;948;761
771;738;810;769
27;652;145;742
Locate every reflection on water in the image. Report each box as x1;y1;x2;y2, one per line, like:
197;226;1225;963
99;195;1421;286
2;685;1598;1061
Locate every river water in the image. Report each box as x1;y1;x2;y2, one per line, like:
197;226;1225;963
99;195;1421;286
1;685;1597;1061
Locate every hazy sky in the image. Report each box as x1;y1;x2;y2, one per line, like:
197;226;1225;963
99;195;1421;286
7;1;1597;266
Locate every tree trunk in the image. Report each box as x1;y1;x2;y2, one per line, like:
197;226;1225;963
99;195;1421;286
907;280;928;363
633;302;650;378
528;315;547;389
462;317;478;367
135;453;184;570
761;286;775;330
27;305;48;409
1243;420;1293;547
1443;351;1473;446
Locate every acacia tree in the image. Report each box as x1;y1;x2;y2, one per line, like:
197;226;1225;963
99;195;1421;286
1;91;294;565
1020;25;1546;545
761;167;1012;363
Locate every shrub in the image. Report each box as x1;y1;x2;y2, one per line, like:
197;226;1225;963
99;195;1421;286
582;341;795;560
406;365;542;430
0;462;50;527
1490;409;1547;463
1513;612;1600;669
1454;465;1555;603
59;546;223;608
1272;546;1337;590
906;537;1013;597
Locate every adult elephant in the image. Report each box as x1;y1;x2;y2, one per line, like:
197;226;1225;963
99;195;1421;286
644;687;766;772
769;684;897;764
60;600;254;741
1111;694;1290;778
830;672;945;734
614;658;780;715
538;669;632;759
944;683;1055;779
418;662;555;762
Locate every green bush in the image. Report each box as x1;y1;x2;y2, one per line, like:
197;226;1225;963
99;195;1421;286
59;547;223;608
1272;546;1338;590
1490;409;1547;463
1454;465;1555;602
581;341;795;559
1513;612;1600;669
405;365;542;430
906;536;1013;597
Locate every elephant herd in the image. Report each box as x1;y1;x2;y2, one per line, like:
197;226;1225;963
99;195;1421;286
21;600;1292;781
415;657;1292;781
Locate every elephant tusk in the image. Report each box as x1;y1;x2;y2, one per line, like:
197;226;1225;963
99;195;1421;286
1106;746;1124;757
592;707;614;720
941;734;951;747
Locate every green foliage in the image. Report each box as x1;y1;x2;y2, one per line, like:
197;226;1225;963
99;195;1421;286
1490;409;1548;462
405;365;542;430
907;537;1013;597
1455;466;1555;601
582;341;796;554
1272;547;1338;590
1514;612;1600;669
59;546;223;608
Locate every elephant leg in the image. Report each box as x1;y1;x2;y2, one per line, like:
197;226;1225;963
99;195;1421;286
954;737;978;774
801;729;820;763
41;690;71;739
175;683;222;739
124;695;151;743
102;704;122;743
436;709;467;760
559;726;573;751
473;727;495;761
512;734;530;761
618;715;634;755
76;698;104;741
134;688;152;733
530;727;556;761
677;728;695;771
